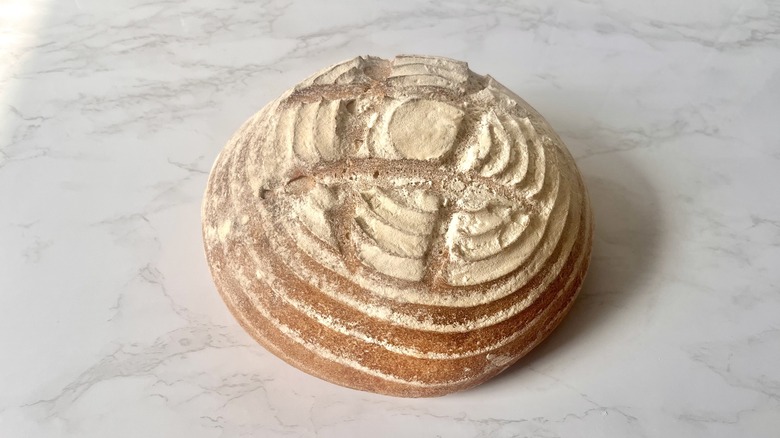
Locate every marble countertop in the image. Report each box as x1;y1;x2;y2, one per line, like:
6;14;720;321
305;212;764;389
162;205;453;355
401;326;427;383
2;0;779;436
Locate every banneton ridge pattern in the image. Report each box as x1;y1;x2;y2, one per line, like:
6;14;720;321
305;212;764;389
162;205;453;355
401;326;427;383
202;55;593;397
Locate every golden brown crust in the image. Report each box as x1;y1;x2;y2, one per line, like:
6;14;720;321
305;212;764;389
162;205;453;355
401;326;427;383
202;55;593;397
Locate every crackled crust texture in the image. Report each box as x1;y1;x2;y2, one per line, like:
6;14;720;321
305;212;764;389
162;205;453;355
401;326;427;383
202;55;593;397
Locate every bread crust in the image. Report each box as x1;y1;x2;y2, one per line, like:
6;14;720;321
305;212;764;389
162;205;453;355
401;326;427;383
202;55;593;397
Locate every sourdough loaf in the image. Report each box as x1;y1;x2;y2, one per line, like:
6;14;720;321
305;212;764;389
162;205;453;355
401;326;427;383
202;55;593;397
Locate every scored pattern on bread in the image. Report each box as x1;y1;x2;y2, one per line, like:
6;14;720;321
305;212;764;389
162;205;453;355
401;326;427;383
202;55;593;397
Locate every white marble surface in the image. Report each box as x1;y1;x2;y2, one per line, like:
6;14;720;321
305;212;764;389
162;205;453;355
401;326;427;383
2;0;779;436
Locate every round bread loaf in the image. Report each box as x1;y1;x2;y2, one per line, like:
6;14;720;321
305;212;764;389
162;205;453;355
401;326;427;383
202;55;593;397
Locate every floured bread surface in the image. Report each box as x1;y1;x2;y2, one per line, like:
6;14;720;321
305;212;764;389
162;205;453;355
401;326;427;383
202;55;593;397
